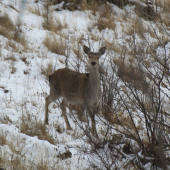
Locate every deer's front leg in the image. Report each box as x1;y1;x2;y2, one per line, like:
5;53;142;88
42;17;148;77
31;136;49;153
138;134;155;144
60;100;72;130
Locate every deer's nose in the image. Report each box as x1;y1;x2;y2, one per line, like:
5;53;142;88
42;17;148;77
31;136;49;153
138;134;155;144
91;62;96;66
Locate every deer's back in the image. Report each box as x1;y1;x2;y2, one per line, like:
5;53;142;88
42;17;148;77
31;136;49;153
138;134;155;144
50;68;89;105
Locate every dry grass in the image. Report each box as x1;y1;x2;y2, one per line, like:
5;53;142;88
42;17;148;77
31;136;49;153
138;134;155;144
114;58;150;93
0;115;12;124
106;111;135;130
0;14;27;48
7;40;17;49
95;16;116;31
0;150;57;170
43;14;68;33
0;148;23;169
20;56;30;66
104;39;123;53
124;18;147;37
0;26;13;39
124;16;169;40
157;0;170;13
95;4;116;31
0;131;7;146
20;114;56;145
43;34;66;55
13;30;27;47
162;14;170;28
54;123;64;134
0;126;61;170
135;3;156;21
163;0;170;11
0;14;16;31
11;63;17;74
51;0;63;5
27;4;41;16
41;61;54;79
4;53;17;61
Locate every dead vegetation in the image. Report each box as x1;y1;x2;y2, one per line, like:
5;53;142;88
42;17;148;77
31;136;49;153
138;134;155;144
13;30;27;48
0;14;16;32
43;34;66;55
0;131;7;146
27;4;41;16
0;147;58;170
0;0;170;169
41;61;54;79
20;114;56;145
95;15;116;31
4;53;17;61
0;13;27;49
43;14;68;32
0;14;16;40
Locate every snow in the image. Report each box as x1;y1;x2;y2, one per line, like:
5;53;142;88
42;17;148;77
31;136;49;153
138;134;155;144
0;0;170;169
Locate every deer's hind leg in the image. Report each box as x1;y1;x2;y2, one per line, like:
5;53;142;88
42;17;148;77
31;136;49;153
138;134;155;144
45;89;60;125
60;100;72;130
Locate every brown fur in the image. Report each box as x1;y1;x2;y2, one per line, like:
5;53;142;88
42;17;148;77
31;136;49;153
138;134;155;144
45;45;106;138
50;68;89;104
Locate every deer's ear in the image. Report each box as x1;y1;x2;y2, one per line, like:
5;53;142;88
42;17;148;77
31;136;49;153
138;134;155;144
99;47;106;55
83;45;90;54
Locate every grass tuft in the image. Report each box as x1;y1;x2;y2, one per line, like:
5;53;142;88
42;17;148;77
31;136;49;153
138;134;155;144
20;114;56;145
41;61;54;79
13;30;27;47
43;15;68;33
27;4;41;16
95;4;116;31
0;14;16;31
43;34;66;55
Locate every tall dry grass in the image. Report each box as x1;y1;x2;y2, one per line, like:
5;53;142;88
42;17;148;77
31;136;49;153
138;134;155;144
43;34;66;55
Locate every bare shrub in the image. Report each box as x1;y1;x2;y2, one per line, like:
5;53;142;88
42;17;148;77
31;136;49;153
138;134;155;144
72;17;170;170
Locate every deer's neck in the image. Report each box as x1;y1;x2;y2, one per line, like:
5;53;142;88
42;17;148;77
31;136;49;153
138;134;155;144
89;68;100;87
86;67;101;105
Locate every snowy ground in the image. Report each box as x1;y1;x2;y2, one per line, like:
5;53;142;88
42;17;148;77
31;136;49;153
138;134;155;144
0;0;107;169
0;0;170;169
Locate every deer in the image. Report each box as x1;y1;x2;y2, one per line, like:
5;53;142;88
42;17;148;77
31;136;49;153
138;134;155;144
45;45;106;138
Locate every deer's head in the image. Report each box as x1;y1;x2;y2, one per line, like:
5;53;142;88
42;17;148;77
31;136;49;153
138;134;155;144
83;45;106;69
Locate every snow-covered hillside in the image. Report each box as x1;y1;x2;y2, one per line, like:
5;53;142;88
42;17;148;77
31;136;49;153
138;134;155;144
0;0;170;169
